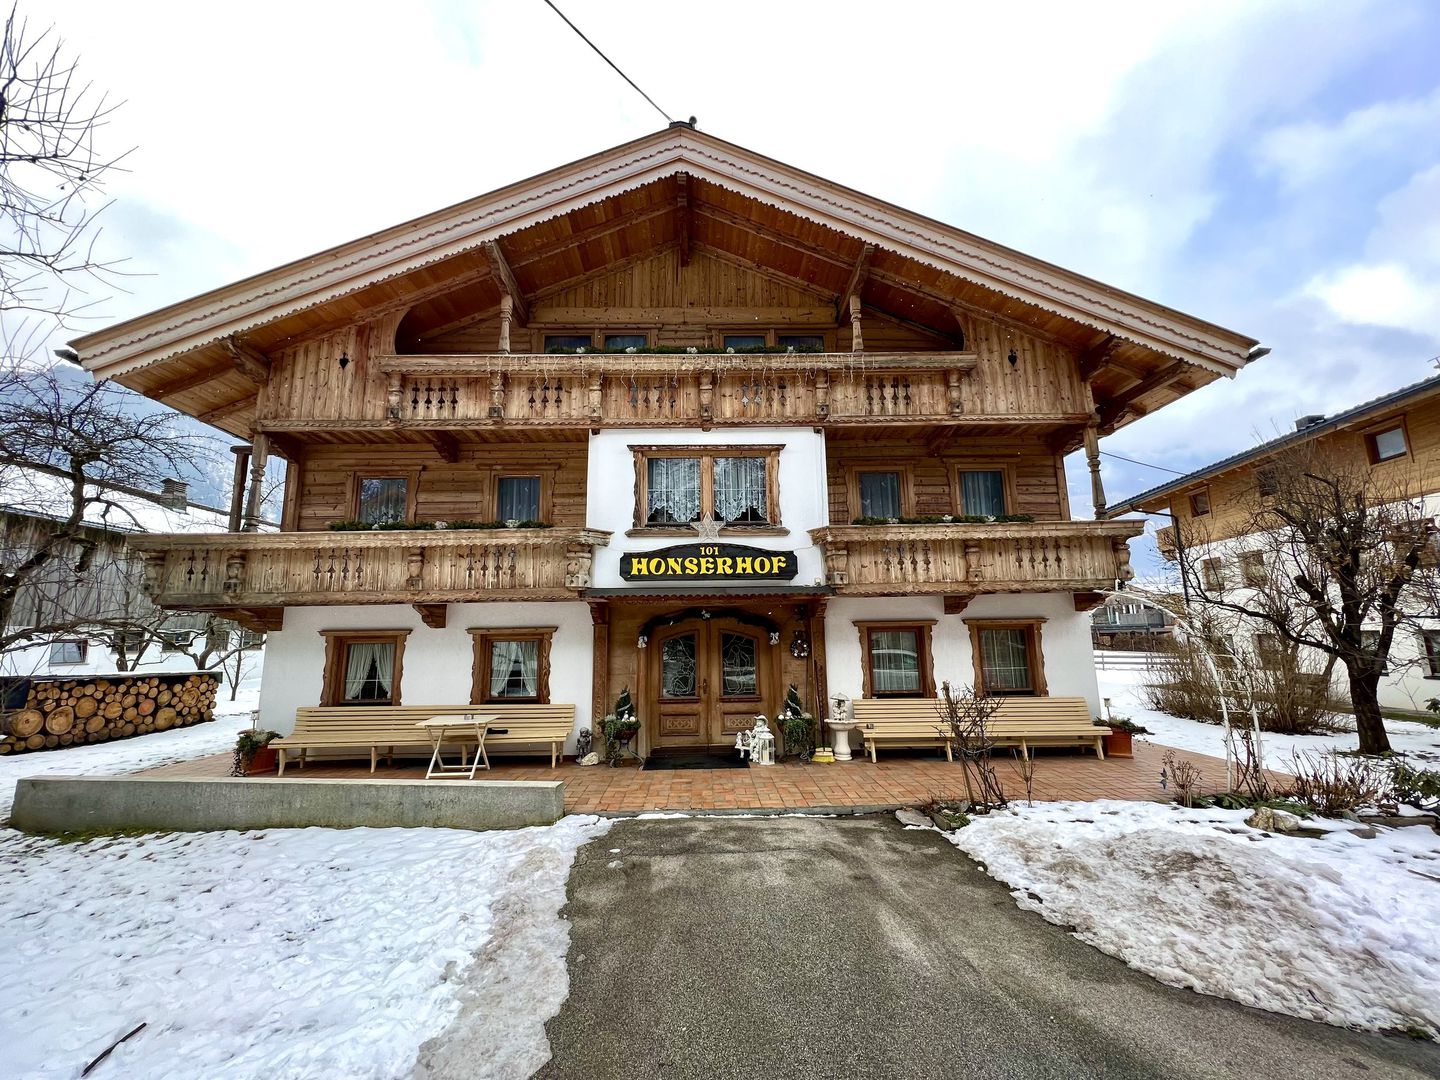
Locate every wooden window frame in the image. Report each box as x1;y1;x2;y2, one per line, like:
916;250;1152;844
845;464;916;520
490;468;552;523
1255;466;1279;498
468;627;556;704
49;639;87;665
1365;419;1411;465
1188;489;1211;517
349;469;422;524
542;331;600;351
1238;550;1266;587
319;629;412;706
964;618;1049;698
712;327;835;351
601;330;653;350
1253;632;1284;669
630;444;784;534
1200;557;1225;591
1421;630;1440;679
855;620;936;698
951;465;1017;517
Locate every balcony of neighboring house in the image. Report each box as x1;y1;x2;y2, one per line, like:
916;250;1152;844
127;527;612;625
807;520;1144;597
374;352;979;429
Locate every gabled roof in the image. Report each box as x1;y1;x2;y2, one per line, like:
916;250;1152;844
1105;372;1440;516
73;123;1260;436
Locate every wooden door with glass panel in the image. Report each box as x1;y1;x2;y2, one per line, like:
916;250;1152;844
652;619;771;749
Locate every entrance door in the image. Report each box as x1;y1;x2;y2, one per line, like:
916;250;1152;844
652;619;772;749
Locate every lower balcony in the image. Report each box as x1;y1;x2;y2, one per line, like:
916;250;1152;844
129;528;612;623
808;521;1144;596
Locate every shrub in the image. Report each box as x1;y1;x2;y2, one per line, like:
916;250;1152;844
1096;715;1152;735
776;684;815;761
1389;760;1440;812
1281;751;1392;815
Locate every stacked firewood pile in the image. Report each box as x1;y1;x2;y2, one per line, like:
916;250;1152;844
0;672;220;754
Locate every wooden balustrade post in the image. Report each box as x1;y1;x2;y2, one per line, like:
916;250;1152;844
498;294;513;354
849;295;864;353
242;433;269;532
488;373;506;420
405;547;425;589
823;540;849;586
1111;537;1134;583
699;369;715;431
1084;421;1107;518
815;369;830;418
565;542;594;589
140;552;168;596
963;539;983;582
588;374;603;422
386;373;404;421
947;369;965;416
223;551;247;594
227;446;250;533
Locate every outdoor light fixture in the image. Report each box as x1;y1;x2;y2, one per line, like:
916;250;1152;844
790;628;811;659
338;351;351;370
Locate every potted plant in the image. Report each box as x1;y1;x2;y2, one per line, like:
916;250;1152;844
231;729;282;776
1094;715;1150;758
602;687;641;766
777;684;816;763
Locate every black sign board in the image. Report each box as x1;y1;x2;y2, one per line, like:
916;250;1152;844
620;544;799;582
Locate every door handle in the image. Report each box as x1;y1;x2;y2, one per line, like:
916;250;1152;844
702;677;709;697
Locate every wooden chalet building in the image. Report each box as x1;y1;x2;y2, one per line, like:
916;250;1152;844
72;124;1259;754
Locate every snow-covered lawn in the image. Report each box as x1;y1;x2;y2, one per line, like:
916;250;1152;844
1098;666;1440;765
947;800;1440;1036
0;816;610;1079
0;681;258;819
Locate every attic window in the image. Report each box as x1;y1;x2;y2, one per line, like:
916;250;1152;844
1189;490;1211;517
1256;467;1279;497
1368;425;1408;463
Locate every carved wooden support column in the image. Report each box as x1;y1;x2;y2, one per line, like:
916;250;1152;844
498;294;513;354
242;433;269;532
849;295;864;353
947;369;965;416
564;542;595;589
823;540;849;586
488;372;506;420
140;552;168;596
386;372;404;421
1084;421;1107;519
405;546;425;589
223;550;247;594
699;370;715;431
227;445;251;533
1112;537;1134;582
589;602;610;742
588;374;603;422
963;539;983;582
815;370;830;418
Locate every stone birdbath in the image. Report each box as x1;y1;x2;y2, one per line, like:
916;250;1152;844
825;716;862;762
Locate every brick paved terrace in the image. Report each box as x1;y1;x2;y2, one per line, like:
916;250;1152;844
139;740;1250;814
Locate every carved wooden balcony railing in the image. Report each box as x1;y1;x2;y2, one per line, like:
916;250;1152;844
808;521;1144;596
375;353;978;428
128;528;612;609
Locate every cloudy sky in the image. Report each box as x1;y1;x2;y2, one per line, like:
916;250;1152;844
35;0;1440;568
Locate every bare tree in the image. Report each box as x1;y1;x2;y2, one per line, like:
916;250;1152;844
1177;442;1440;754
2;1;129;353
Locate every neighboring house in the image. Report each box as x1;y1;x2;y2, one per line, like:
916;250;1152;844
1091;594;1177;648
1106;373;1440;715
0;462;265;677
71;124;1259;749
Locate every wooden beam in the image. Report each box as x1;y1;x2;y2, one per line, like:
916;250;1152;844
423;430;461;463
508;203;673;270
197;393;258;425
1072;591;1106;612
943;595;973;615
224;335;271;385
1077;334;1122;381
483;242;528;325
694;203;854;278
676;173;692;269
231;608;283;632
835;244;874;323
1097;361;1188;426
689;242;834;303
153;361;233;400
865;302;967;349
530;241;683;304
413;604;447;629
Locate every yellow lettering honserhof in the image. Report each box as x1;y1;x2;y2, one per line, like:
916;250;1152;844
666;557;683;574
735;557;752;574
717;557;734;574
628;556;649;576
684;557;699;574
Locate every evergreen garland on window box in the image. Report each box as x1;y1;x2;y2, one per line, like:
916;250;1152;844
326;519;553;531
848;514;1036;526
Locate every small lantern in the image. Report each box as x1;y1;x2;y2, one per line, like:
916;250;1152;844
749;717;776;766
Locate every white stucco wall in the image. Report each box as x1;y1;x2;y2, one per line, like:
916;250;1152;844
257;602;594;747
586;426;828;589
824;592;1102;716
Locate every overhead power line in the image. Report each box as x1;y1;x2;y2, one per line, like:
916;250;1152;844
539;0;673;124
1099;450;1189;476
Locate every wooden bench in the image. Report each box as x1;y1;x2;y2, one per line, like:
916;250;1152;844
273;704;576;775
852;696;1104;762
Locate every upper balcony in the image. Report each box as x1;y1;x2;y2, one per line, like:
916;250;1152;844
808;520;1144;597
372;352;981;430
129;527;612;623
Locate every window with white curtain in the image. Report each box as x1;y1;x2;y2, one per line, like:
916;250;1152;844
638;449;780;528
859;471;902;519
713;457;768;524
342;641;397;703
357;477;408;524
488;639;540;699
958;470;1006;516
496;476;541;522
979;628;1034;695
471;629;553;704
866;628;923;695
646;457;702;524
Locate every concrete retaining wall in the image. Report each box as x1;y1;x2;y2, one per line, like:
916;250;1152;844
9;776;565;833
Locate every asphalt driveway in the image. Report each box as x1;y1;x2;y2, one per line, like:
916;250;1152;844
535;815;1440;1080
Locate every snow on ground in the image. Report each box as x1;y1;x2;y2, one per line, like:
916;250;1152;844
0;674;259;819
948;800;1440;1036
1098;666;1440;765
0;816;611;1079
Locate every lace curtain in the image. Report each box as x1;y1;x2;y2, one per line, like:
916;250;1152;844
713;457;767;523
344;642;395;701
647;458;700;524
869;630;920;693
489;640;539;698
980;629;1031;692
